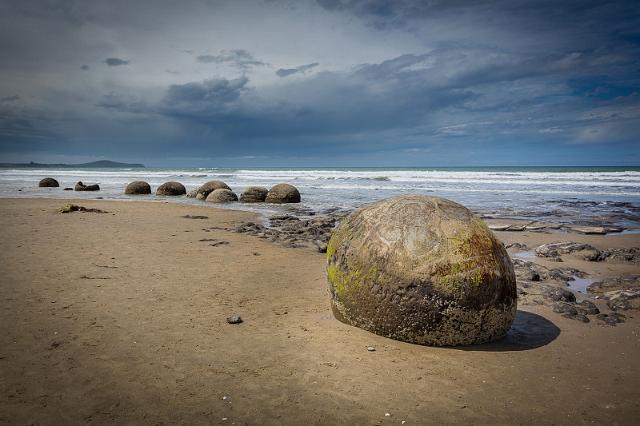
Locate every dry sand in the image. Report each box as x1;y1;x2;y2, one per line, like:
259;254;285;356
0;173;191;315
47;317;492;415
1;198;639;425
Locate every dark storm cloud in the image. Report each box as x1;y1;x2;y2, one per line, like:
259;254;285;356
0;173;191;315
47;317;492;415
276;62;319;77
163;76;249;116
196;49;266;70
104;58;129;67
1;95;20;103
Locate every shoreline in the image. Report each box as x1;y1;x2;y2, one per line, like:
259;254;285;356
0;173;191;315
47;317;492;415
1;198;639;424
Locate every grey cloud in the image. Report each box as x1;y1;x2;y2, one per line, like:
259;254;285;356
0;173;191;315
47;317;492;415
163;76;249;116
1;95;20;102
276;62;319;77
196;49;266;70
97;92;147;114
105;57;129;66
80;64;89;70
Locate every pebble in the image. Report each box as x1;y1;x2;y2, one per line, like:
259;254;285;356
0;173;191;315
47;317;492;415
367;346;376;352
226;315;243;324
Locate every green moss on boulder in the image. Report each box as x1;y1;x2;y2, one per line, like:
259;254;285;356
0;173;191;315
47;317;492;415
327;195;516;346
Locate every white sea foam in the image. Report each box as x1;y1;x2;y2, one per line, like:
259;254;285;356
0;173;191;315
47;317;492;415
1;167;638;227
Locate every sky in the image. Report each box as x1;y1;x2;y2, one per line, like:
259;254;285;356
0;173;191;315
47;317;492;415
0;0;639;167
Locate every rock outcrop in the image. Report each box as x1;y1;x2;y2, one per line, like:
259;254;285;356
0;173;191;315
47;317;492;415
74;181;100;191
39;177;59;187
156;181;186;196
205;188;238;203
124;181;151;195
265;184;301;203
240;186;269;203
197;180;231;198
326;195;517;346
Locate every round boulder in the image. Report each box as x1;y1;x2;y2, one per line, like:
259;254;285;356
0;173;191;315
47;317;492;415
39;177;59;187
74;181;100;191
156;181;186;196
326;195;517;346
197;180;231;198
265;183;301;203
240;186;268;203
124;181;151;195
206;188;238;203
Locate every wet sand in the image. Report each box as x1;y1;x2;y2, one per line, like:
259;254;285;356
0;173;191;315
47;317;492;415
1;199;639;425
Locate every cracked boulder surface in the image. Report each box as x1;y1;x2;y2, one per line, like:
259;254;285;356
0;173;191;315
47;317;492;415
326;195;517;346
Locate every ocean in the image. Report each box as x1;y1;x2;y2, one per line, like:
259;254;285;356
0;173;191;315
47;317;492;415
1;166;639;229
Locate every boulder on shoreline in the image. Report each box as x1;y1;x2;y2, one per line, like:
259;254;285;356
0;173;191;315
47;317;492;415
265;183;301;203
240;186;269;203
124;181;151;195
326;195;517;346
206;188;238;203
39;177;59;187
197;180;231;199
74;181;100;191
156;181;186;196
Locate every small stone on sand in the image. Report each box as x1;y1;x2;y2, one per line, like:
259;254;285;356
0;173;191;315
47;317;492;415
227;315;243;324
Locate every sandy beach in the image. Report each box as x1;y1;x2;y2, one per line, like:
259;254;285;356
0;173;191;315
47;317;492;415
1;198;639;425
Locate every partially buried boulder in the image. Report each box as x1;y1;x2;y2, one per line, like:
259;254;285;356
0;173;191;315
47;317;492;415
265;183;301;203
74;181;100;191
39;177;59;187
240;186;268;203
206;188;238;203
326;195;517;346
197;180;231;198
124;181;151;195
156;181;186;196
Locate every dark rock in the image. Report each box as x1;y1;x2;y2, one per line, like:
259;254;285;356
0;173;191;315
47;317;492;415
596;312;626;326
74;181;100;191
156;181;186;196
197;180;231;198
505;242;528;250
265;183;301;203
59;204;107;213
39;177;59;187
535;242;600;261
542;286;576;303
182;215;208;219
606;290;640;311
240;186;269;203
588;275;640;294
124;180;151;195
552;302;578;315
598;248;640;264
63;187;73;191
326;195;517;346
577;300;600;315
226;315;243;324
206;188;238;203
566;313;590;323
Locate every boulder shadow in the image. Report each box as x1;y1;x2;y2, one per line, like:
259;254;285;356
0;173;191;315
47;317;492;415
457;310;560;352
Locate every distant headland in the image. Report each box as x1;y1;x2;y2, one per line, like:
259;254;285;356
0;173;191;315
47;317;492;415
0;160;145;168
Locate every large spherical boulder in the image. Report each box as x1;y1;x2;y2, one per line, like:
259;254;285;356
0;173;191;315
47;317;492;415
39;177;59;187
240;186;268;203
74;181;100;191
156;181;186;196
206;188;238;203
197;180;231;198
124;181;151;195
265;183;301;203
326;195;516;346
